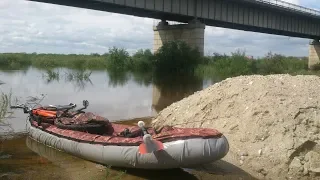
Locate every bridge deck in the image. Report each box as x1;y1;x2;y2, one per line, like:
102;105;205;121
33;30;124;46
28;0;320;39
249;0;320;17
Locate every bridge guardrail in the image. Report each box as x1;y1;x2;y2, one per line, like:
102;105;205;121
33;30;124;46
256;0;320;16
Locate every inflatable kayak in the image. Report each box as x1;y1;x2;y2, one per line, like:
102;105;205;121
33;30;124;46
11;100;229;169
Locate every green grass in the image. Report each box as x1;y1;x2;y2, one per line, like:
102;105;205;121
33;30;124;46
103;165;126;180
195;50;313;81
0;53;31;70
0;91;11;121
32;54;108;70
0;90;14;131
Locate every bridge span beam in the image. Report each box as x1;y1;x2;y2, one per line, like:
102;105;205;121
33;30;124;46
309;39;320;70
153;19;205;56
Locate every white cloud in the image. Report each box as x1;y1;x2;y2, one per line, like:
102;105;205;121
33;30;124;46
0;0;317;57
284;0;299;4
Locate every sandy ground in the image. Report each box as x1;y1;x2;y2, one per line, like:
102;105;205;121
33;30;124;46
152;74;320;180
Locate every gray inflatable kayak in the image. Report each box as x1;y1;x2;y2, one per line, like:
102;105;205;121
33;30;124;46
13;101;229;169
27;119;229;169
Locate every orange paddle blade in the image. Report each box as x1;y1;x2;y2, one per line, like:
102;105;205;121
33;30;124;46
138;140;164;154
138;143;147;155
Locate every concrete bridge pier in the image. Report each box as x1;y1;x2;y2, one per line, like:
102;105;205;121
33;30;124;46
153;19;205;56
309;39;320;70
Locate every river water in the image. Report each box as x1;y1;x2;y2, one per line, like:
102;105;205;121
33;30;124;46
0;67;255;180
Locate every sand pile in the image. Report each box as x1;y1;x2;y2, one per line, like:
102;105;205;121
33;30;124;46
152;74;320;180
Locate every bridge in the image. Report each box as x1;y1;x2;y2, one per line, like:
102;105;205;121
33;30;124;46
28;0;320;68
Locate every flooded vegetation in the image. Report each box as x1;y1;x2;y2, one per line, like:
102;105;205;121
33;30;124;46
0;41;318;180
0;41;313;79
0;90;14;133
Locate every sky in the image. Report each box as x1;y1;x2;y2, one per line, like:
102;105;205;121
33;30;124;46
0;0;319;57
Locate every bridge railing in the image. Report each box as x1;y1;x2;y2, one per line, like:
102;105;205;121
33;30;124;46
255;0;320;16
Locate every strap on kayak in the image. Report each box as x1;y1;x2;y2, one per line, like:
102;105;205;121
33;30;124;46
119;128;135;138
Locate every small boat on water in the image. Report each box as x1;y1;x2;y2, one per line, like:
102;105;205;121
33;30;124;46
11;100;229;169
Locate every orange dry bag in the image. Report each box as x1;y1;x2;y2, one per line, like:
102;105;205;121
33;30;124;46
32;108;57;118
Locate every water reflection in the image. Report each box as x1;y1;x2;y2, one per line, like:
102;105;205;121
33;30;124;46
106;70;130;87
130;71;153;87
65;70;93;92
42;69;60;84
42;69;93;91
0;68;213;132
40;68;206;114
0;68;28;75
152;74;204;113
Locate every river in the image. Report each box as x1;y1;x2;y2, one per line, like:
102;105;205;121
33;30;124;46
0;67;255;180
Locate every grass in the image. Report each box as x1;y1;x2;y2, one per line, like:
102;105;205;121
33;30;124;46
0;53;31;70
104;165;126;180
0;91;11;120
0;90;14;131
195;51;312;81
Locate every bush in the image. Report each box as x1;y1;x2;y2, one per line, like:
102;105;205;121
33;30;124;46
196;50;254;79
256;52;308;74
106;47;130;71
153;40;201;75
131;49;153;72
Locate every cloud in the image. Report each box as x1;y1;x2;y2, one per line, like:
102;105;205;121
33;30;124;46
0;0;317;57
285;0;300;4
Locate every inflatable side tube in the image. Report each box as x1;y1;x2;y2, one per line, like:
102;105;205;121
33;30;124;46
27;120;229;169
